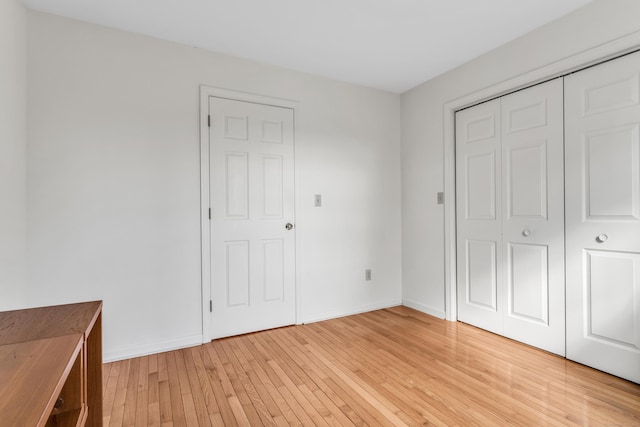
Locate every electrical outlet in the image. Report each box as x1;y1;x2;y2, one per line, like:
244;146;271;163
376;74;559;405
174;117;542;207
365;269;372;281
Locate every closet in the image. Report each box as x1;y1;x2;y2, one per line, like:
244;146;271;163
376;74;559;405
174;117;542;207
455;51;640;383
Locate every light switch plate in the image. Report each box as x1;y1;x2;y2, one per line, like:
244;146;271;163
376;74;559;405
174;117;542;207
314;194;322;207
437;192;444;205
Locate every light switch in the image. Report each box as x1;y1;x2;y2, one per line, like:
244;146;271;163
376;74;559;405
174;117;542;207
314;194;322;207
437;192;444;205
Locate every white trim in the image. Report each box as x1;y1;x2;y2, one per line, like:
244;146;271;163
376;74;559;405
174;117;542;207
200;86;298;110
402;299;446;319
302;299;402;324
293;108;304;325
443;31;640;322
199;85;300;342
199;86;211;342
103;334;202;363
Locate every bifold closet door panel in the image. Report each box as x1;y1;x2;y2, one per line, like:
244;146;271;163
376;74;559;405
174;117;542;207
565;51;640;383
456;99;504;335
456;79;564;356
501;78;565;356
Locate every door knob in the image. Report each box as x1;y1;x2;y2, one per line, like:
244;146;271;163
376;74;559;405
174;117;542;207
522;229;531;237
596;234;608;243
285;223;294;230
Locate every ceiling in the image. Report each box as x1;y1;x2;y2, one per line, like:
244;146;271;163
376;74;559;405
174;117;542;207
23;0;593;93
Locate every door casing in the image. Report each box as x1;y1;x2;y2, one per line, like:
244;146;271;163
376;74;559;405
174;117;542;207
200;86;301;342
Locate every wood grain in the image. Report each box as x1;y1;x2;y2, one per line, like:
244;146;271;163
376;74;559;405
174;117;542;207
103;306;640;426
0;300;102;345
0;300;103;427
0;334;83;427
87;311;104;427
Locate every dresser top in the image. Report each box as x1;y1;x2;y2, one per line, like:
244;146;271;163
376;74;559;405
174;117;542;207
0;300;102;345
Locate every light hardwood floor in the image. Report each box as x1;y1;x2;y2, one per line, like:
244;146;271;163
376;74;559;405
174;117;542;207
103;306;640;426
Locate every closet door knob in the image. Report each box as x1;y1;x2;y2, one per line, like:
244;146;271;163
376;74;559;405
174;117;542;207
596;234;608;243
522;229;531;237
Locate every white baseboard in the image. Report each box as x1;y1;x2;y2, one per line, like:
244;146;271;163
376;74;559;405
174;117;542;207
102;300;444;362
302;299;402;324
402;299;446;319
103;334;203;363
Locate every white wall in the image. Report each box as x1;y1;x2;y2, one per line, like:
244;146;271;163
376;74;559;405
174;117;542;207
401;0;640;318
0;0;27;311
26;11;402;361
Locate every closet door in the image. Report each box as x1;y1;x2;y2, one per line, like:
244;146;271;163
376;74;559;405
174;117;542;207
565;52;640;383
456;100;503;335
456;79;564;355
501;79;565;355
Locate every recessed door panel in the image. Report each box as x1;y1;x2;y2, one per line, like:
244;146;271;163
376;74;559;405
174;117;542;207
566;50;640;383
583;74;640;116
225;116;249;141
586;250;640;349
466;115;495;143
507;141;547;219
506;100;547;133
261;120;283;144
584;124;640;220
508;243;548;324
466;153;496;220
225;241;250;307
466;240;497;310
225;152;249;219
262;155;284;218
263;239;284;302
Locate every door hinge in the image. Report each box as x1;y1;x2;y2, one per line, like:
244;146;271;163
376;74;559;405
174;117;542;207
209;300;212;312
207;115;211;127
208;208;211;220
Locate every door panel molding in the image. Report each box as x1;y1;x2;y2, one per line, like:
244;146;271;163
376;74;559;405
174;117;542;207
506;140;548;220
585;249;640;349
507;242;549;325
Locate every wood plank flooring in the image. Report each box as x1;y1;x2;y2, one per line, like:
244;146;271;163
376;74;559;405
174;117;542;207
103;306;640;426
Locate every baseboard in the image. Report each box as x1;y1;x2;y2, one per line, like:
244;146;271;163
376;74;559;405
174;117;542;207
302;299;402;324
402;299;446;319
102;300;443;362
103;334;203;363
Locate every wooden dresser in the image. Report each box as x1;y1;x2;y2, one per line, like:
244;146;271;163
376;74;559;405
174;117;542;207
0;301;103;427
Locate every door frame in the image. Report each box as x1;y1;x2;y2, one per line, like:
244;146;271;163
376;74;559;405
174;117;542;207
199;86;300;342
443;32;640;321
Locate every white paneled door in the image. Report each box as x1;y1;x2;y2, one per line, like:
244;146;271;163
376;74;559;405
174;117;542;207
456;99;504;334
208;96;296;340
565;52;640;383
456;78;565;355
501;81;565;355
